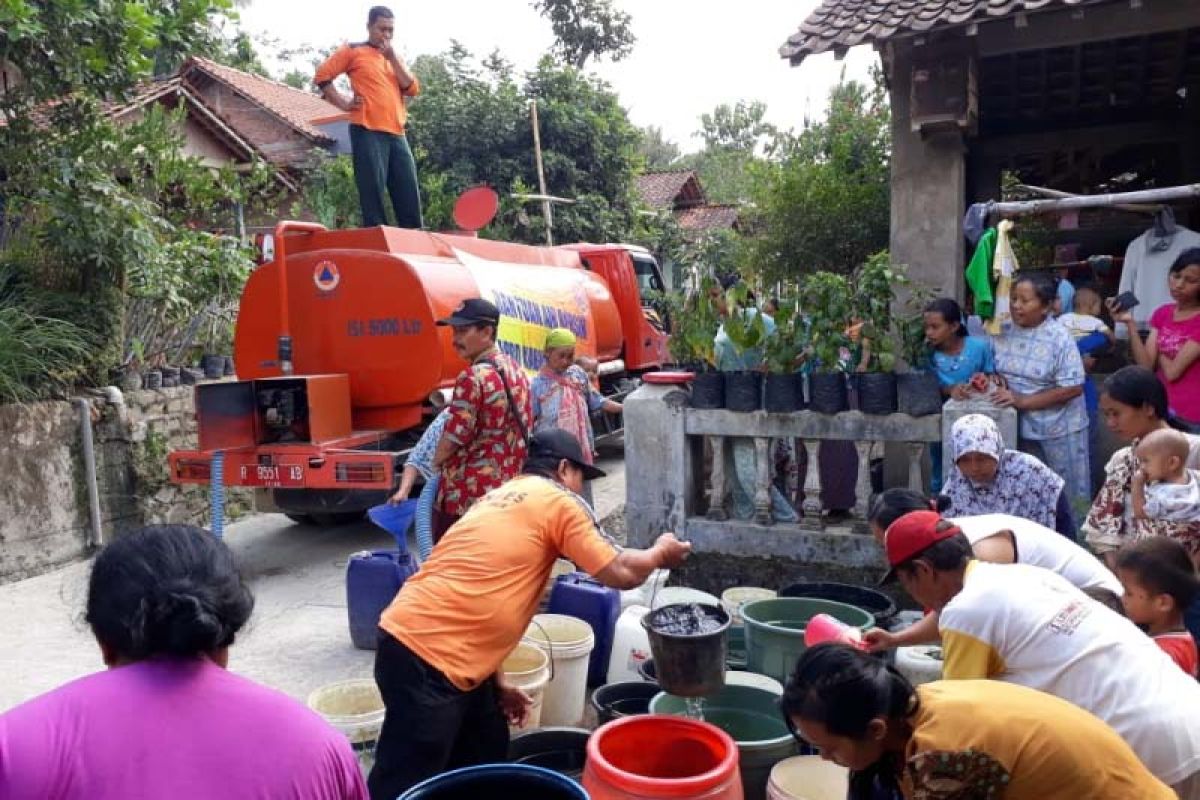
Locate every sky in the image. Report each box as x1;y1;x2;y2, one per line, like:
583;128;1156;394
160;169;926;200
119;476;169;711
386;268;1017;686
237;0;877;152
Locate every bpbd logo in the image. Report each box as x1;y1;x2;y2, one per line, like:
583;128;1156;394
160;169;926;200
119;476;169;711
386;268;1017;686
313;260;340;292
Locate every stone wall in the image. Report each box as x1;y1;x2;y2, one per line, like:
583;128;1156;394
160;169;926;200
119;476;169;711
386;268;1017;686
0;386;250;584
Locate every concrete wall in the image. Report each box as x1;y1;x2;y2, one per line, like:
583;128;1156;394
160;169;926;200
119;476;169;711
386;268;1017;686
0;387;250;584
888;42;966;300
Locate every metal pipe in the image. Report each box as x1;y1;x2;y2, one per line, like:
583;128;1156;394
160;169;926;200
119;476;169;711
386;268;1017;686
991;183;1200;217
271;220;326;376
75;398;103;548
1015;184;1161;215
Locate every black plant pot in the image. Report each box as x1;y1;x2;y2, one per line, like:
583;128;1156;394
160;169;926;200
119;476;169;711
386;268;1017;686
223;355;236;377
764;372;803;413
808;372;848;414
690;371;724;409
723;371;762;412
143;370;163;390
201;354;225;380
897;371;944;416
857;372;898;415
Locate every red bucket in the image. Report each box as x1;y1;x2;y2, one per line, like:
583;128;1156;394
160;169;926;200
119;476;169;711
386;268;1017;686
583;714;743;799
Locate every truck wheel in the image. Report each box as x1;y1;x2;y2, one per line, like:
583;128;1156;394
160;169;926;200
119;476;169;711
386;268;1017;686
284;513;314;526
310;511;365;527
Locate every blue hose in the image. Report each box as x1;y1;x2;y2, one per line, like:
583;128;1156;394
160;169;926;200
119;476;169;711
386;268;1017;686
210;451;225;539
415;475;438;562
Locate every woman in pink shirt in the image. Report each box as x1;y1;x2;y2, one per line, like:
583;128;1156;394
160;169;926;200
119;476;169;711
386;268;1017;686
1115;248;1200;427
0;525;367;800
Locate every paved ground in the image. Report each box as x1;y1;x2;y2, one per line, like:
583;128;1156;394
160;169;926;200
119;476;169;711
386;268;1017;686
0;441;625;712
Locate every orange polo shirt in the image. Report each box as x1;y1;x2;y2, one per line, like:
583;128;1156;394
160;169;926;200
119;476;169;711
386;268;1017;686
379;476;620;691
315;43;420;136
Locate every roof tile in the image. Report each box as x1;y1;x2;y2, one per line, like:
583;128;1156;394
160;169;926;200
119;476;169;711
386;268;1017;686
634;171;698;209
781;0;1114;63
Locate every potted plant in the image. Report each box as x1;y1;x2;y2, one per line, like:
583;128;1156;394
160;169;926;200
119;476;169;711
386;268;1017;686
719;284;768;412
894;285;944;417
799;271;852;414
763;297;804;413
667;278;723;408
853;251;900;415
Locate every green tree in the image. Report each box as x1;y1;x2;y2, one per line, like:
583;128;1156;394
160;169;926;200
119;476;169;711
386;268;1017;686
745;75;890;283
638;125;681;171
531;0;636;69
677;100;779;206
697;100;777;153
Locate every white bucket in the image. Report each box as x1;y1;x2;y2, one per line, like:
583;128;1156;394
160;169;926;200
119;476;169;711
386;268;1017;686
502;642;551;733
606;604;652;683
721;587;778;625
651;586;720;609
307;678;385;775
767;755;849;800
896;645;944;686
522;613;595;727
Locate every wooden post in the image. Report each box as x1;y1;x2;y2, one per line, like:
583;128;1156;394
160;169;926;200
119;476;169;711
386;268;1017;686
529;100;553;246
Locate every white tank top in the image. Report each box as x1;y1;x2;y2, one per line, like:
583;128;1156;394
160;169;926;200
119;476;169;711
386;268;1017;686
950;513;1122;595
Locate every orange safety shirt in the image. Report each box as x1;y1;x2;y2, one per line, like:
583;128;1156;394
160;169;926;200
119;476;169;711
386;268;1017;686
315;43;420;136
379;476;620;691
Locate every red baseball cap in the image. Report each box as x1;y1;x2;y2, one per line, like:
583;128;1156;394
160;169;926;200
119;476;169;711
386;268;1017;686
879;510;962;584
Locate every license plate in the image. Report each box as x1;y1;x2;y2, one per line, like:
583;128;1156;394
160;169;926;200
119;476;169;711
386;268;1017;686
239;463;305;487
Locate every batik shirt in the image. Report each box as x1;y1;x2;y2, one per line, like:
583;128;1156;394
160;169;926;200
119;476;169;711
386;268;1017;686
438;349;533;516
992;318;1088;440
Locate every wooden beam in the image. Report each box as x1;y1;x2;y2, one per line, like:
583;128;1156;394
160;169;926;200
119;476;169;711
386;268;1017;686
977;0;1200;57
975;120;1185;158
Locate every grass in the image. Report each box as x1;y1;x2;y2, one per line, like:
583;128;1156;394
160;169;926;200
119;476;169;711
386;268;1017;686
0;290;93;403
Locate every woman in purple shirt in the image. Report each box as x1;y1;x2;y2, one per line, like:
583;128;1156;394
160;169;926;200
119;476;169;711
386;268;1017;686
0;525;367;800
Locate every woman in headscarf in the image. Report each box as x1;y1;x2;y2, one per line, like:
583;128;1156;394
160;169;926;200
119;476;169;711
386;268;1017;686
530;328;621;503
941;413;1073;537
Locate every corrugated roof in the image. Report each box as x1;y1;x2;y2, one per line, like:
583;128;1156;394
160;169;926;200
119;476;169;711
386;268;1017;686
635;170;699;209
677;204;739;231
780;0;1112;64
184;56;341;141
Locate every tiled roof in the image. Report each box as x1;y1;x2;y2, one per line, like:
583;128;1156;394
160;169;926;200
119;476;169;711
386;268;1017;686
635;170;699;209
780;0;1111;64
183;56;341;141
677;204;739;231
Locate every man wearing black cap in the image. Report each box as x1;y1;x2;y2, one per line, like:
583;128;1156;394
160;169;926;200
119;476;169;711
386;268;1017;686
430;297;532;541
369;428;692;798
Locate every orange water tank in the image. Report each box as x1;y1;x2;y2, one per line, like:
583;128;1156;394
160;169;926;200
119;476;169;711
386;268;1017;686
234;227;628;432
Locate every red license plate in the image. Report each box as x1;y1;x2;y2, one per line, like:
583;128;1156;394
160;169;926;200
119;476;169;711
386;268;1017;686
239;463;305;487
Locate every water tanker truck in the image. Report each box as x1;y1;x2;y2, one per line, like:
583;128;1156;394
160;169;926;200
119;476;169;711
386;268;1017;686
168;205;670;524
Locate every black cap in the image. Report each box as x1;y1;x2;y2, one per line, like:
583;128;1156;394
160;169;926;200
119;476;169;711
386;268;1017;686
528;429;607;480
436;298;500;327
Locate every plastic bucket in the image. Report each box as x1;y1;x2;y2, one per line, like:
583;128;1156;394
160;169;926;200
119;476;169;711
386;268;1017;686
741;598;874;683
642;603;731;698
522;614;595;727
652;586;721;610
778;582;898;626
721;587;778;626
583;714;743;800
727;625;748;670
307;679;385;774
766;756;848;800
652;683;798;800
895;645;944;686
400;763;588;800
725;671;784;695
509;727;591;781
502;643;551;733
591;681;662;724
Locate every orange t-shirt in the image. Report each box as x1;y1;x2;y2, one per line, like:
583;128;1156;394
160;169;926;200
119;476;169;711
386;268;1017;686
314;43;420;135
1154;631;1200;677
379;476;620;690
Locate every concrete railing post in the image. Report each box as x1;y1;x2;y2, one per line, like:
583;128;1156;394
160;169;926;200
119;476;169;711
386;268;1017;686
624;383;692;549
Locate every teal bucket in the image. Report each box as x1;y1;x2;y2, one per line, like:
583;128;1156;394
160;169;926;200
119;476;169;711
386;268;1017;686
741;598;873;683
650;683;798;800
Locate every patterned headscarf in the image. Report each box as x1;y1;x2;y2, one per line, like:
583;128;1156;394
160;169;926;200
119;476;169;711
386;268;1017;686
942;414;1064;528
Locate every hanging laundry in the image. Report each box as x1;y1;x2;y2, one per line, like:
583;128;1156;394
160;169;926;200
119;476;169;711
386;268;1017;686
985;220;1019;336
965;227;998;320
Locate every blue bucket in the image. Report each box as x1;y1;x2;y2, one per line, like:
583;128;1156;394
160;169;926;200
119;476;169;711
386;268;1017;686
367;501;417;550
399;763;588;799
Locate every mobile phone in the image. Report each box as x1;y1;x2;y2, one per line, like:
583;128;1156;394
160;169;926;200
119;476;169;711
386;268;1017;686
1113;291;1140;312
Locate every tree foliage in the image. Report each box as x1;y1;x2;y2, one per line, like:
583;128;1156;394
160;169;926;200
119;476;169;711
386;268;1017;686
531;0;636;69
744;75;891;283
638;125;682;171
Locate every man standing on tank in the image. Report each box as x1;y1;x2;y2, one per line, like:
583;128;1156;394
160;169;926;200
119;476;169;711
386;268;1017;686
430;298;533;541
315;6;423;229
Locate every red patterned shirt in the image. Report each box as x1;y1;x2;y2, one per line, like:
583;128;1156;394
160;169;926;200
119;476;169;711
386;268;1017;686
437;349;533;516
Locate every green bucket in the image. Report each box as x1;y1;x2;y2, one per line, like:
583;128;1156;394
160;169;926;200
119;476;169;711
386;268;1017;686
650;683;798;800
741;598;874;683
